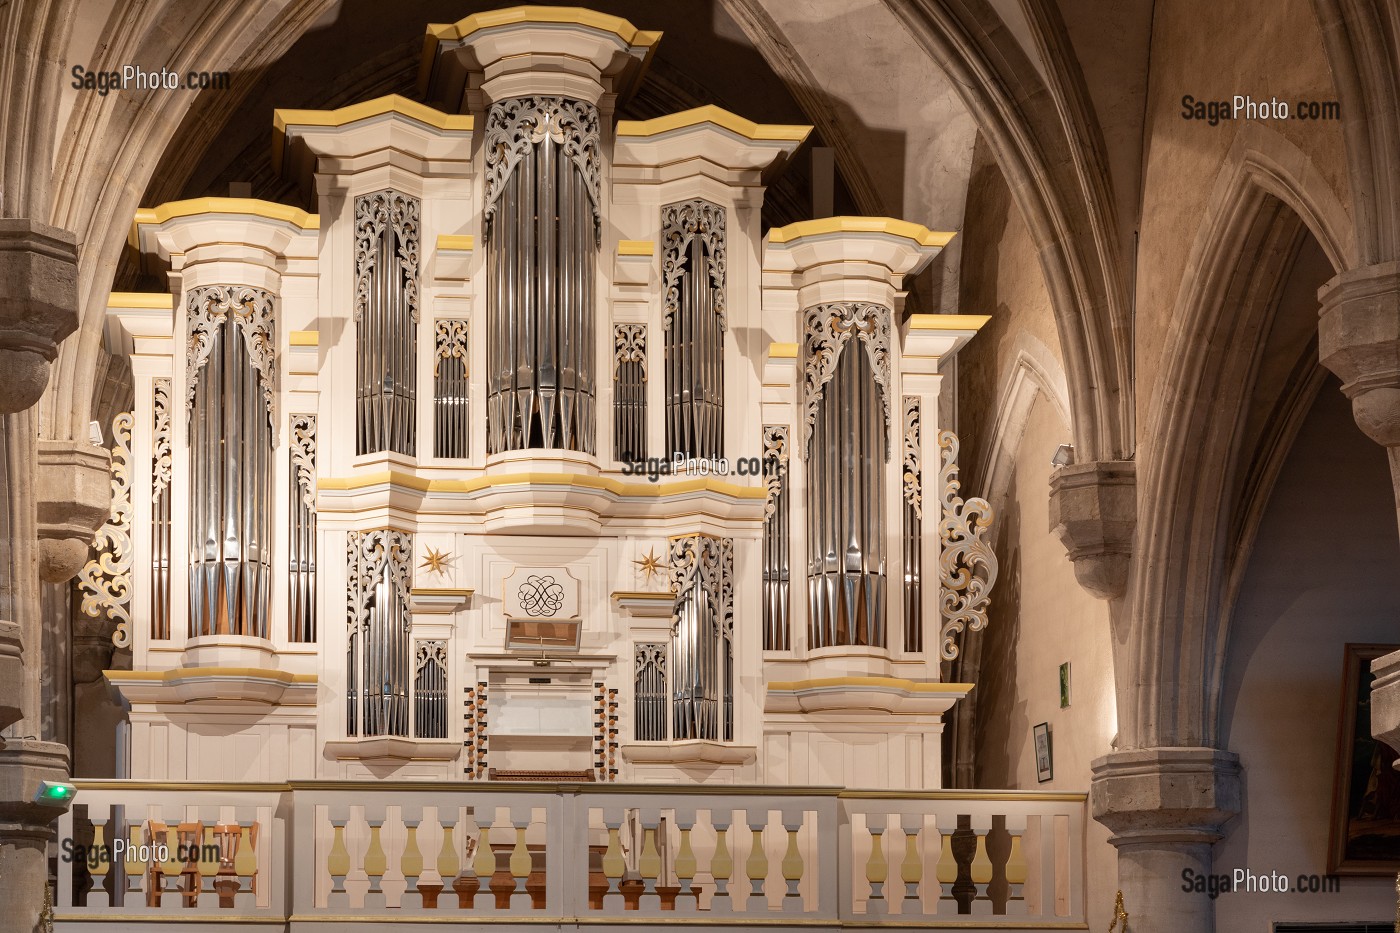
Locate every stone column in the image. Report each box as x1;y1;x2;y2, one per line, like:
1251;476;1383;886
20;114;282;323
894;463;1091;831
1091;748;1241;933
0;219;81;933
1318;264;1400;766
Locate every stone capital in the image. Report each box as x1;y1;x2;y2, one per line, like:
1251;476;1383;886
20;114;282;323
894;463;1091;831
1048;459;1136;600
36;439;112;583
1371;650;1400;767
0;623;21;731
0;219;79;414
0;739;71;840
1318;261;1400;448
1090;747;1241;848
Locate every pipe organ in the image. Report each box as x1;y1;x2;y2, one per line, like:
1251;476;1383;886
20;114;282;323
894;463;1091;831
101;7;995;791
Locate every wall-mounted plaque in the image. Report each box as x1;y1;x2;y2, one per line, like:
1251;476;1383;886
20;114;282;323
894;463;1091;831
503;567;580;620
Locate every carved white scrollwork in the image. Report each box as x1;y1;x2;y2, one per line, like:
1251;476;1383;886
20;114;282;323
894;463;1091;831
482;96;602;242
661;199;727;329
346;529;414;634
669;534;734;637
613;323;646;379
185;285;277;423
78;411;134;648
802;302;892;451
937;430;998;661
902;397;922;519
434;319;468;377
290;414;317;511
354;190;421;324
415;640;447;672
152;378;172;498
762;425;789;519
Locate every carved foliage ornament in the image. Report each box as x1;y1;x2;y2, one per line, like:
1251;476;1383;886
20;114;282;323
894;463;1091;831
185;285;276;423
78;411;134;648
434;319;468;377
669;534;734;641
354;190;421;324
613;323;646;379
152;378;173;498
802;302;892;452
761;425;789;519
482;96;602;243
937;430;998;661
661;199;727;329
346;529;414;635
902;397;922;518
289;414;317;511
415;640;447;673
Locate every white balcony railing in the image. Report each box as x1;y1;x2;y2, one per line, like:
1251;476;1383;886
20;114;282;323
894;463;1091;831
54;781;1086;930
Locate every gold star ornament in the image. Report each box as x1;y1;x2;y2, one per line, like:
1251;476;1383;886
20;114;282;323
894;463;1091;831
633;547;669;584
419;546;451;576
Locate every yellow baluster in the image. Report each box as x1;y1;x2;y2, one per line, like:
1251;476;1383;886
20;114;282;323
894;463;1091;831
675;827;697;895
639;827;661;886
972;832;994;886
1006;834;1028;886
745;826;768;899
936;833;958;885
90;822;109;882
900;828;922;903
472;823;496;879
602;826;625;893
363;823;386;891
437;823;460;883
234;824;258;881
865;825;888;903
196;825;220;899
781;827;803;899
711;826;733;898
510;825;532;896
402;823;424;882
327;822;350;880
159;826;182;899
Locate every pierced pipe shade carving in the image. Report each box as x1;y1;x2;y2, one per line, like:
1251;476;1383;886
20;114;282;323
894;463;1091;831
346;529;414;736
433;319;469;458
354;190;420;457
902;397;923;653
414;640;448;739
662;199;726;459
804;302;891;649
762;425;791;651
77;411;134;649
669;534;734;741
613;323;646;461
634;642;667;741
288;414;317;643
937;430;998;661
484;96;601;455
186;285;276;640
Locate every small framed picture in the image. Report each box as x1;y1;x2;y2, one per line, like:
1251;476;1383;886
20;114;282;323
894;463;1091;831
1059;662;1071;708
1033;722;1053;783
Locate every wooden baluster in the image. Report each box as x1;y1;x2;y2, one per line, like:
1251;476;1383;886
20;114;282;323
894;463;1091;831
780;811;804;908
950;815;978;914
744;810;769;912
326;818;350;909
710;812;734;913
234;822;258;908
473;811;498;910
88;818;110;908
864;813;887;915
899;814;924;915
935;823;958;911
158;823;182;909
509;815;532;911
176;822;199;907
637;811;661;910
401;818;424;907
424;810;455;909
984;814;1013;914
128;823;150;907
363;819;387;907
673;808;698;913
971;818;994;915
196;823;220;908
213;823;240;907
600;815;625;912
1005;825;1029;914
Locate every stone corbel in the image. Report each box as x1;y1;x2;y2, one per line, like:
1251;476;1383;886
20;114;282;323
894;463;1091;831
1048;460;1136;600
1318;262;1400;462
1090;747;1241;846
0;622;22;730
1372;650;1400;767
0;219;79;414
36;440;113;583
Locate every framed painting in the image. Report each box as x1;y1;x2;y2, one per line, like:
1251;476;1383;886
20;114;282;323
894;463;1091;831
1033;722;1053;783
1327;643;1400;874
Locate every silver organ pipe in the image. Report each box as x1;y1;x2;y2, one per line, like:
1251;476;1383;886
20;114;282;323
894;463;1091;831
901;397;923;652
803;302;892;649
346;529;413;736
633;643;667;741
150;378;173;639
484;96;601;454
761;426;791;650
354;191;420;457
613;324;646;461
433;320;470;458
668;535;735;741
414;640;448;739
288;414;317;642
186;285;276;640
661;200;726;460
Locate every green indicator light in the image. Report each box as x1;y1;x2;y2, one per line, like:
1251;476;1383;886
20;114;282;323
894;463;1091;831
34;781;76;806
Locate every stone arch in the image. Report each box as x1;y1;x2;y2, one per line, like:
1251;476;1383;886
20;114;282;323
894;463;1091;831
1125;135;1345;751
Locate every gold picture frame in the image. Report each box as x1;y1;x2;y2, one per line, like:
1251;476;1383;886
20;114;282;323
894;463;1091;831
1327;643;1400;874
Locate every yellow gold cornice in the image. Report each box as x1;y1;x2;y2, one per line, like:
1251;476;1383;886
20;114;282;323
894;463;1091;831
435;234;474;251
130;197;318;249
272;95;472;172
907;313;991;333
317;470;767;500
767;342;799;359
107;292;173;310
289;330;319;347
617;239;654;256
106;668;317;684
767;216;955;248
616;105;812;143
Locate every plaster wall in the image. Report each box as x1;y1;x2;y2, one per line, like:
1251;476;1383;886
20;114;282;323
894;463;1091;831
1216;380;1400;926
